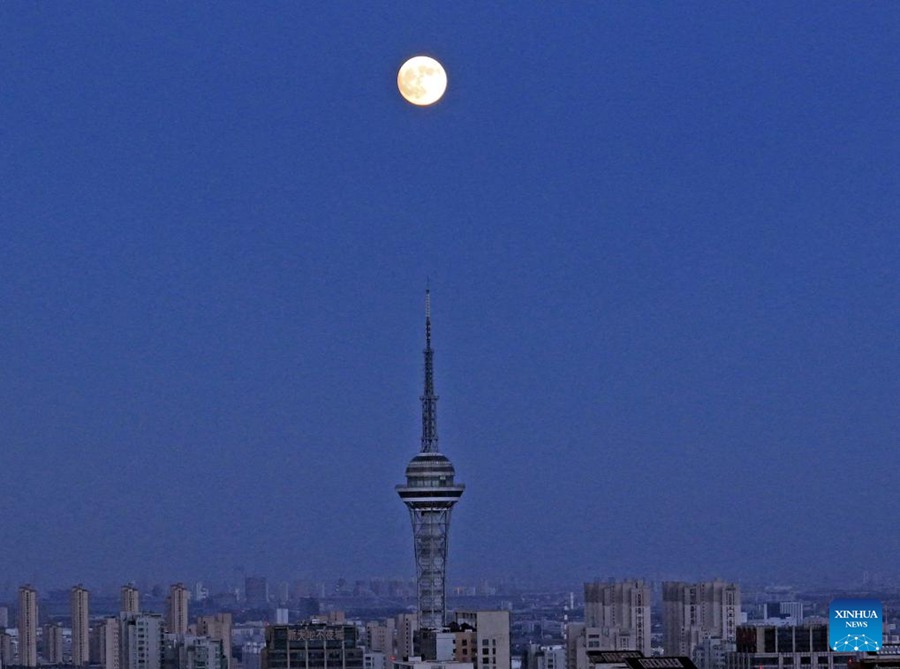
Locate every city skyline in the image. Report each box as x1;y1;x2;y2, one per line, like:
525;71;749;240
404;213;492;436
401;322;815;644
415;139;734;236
3;575;893;669
1;4;898;587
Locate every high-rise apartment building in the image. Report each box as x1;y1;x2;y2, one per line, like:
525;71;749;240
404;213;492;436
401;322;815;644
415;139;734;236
663;581;740;657
120;614;165;669
43;623;65;664
122;585;140;615
396;291;465;630
72;584;91;666
167;584;190;635
195;614;232;669
583;580;651;656
98;617;121;669
17;585;38;667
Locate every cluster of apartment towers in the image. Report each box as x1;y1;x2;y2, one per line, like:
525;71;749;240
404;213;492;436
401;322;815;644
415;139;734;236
567;580;740;664
2;584;231;669
0;582;514;669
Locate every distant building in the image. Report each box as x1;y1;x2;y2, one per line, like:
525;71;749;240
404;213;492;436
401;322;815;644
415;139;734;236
195;584;209;603
43;623;65;664
244;578;269;609
276;583;290;606
18;584;39;667
262;623;363;669
584;581;652;656
122;585;141;615
663;581;740;656
0;606;8;628
777;603;804;623
167;585;190;636
72;584;90;666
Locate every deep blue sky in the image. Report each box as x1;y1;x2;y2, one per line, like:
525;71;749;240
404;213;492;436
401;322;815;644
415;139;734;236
1;3;898;590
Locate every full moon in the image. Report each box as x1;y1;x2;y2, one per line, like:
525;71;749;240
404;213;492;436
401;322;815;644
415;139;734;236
397;56;447;106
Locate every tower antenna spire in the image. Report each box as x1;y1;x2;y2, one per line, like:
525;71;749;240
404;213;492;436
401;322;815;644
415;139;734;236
421;286;438;453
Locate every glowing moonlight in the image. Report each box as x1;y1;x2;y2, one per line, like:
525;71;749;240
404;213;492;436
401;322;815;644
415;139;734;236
397;56;447;106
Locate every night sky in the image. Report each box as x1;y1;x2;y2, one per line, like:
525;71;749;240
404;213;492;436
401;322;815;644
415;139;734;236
1;3;898;590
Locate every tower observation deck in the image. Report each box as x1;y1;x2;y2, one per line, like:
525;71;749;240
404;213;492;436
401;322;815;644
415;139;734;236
396;290;464;630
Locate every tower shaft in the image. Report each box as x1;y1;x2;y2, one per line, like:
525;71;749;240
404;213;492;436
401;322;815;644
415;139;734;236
409;507;452;630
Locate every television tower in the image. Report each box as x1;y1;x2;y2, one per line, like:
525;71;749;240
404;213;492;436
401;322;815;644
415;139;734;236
396;289;465;630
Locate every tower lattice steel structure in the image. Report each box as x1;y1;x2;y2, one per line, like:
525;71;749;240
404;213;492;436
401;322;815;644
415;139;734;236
396;290;464;630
